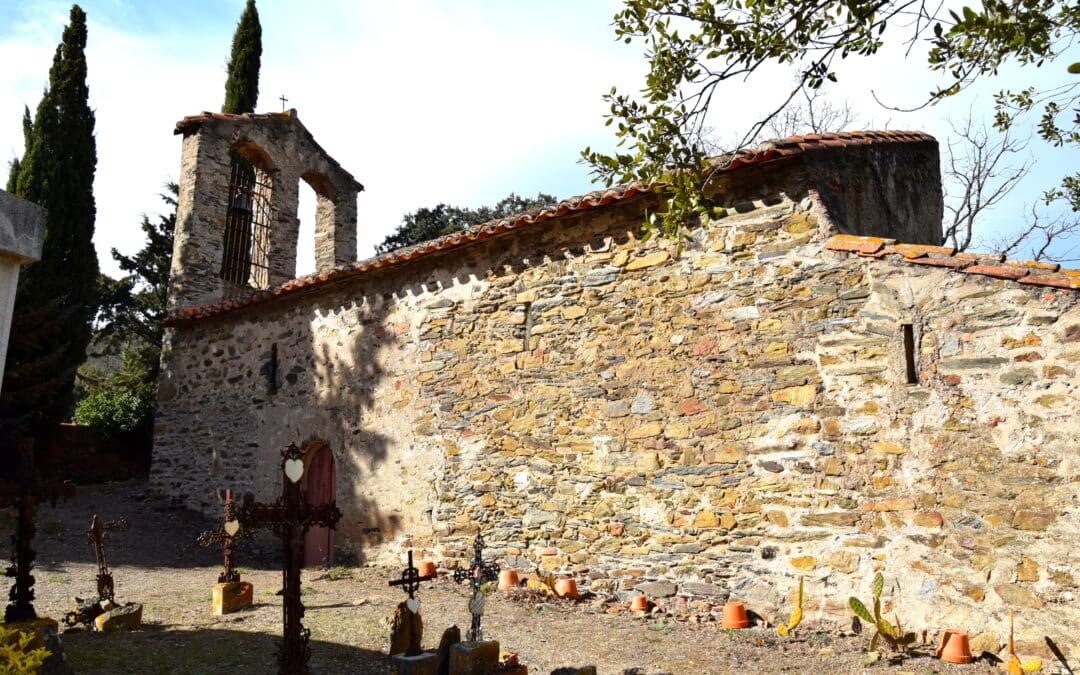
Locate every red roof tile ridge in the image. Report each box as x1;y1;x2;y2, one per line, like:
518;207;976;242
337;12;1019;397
824;234;1080;292
710;129;935;172
161;130;939;325
163;181;654;325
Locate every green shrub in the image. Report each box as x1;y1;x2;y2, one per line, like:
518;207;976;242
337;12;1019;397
73;390;152;440
0;625;51;674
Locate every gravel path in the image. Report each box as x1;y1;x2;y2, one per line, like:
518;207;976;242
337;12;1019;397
11;481;1002;674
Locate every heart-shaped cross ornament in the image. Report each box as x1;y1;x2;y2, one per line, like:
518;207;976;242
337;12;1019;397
283;458;304;483
224;519;241;537
406;597;421;614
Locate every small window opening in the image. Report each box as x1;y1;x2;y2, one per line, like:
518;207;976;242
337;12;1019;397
221;152;273;288
522;301;534;352
260;342;279;395
902;324;918;384
296;179;317;277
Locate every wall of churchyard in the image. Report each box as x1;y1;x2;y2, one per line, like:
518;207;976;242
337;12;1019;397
153;185;1079;654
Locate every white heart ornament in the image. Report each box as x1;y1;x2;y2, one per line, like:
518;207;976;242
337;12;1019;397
284;458;304;483
224;520;241;537
406;597;420;614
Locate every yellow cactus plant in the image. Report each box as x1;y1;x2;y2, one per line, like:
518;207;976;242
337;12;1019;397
1004;611;1042;674
777;576;804;637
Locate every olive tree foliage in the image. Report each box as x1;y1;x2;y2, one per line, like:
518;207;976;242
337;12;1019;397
583;0;1080;246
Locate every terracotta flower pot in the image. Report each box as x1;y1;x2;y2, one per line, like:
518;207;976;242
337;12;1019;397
554;577;579;599
721;600;751;629
937;629;973;664
498;569;520;591
630;595;650;612
416;560;437;578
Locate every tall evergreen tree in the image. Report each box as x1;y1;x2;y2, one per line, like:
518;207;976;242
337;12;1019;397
89;183;177;397
1;5;98;453
219;0;262;286
4;107;32;193
222;0;262;114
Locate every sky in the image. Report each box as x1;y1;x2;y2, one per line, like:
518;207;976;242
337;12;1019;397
1;0;1077;279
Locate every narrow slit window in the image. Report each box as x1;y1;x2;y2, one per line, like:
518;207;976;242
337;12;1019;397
522;301;533;352
902;324;918;384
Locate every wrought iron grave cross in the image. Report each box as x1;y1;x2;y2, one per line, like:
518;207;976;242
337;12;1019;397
452;533;499;643
237;443;341;675
197;489;248;583
88;513;129;604
0;444;75;622
388;550;437;656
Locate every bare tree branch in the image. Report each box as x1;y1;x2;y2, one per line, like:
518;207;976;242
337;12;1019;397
984;203;1080;262
764;86;859;138
942;116;1032;253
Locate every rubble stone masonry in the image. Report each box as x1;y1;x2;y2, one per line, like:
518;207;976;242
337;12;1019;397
153;126;1078;654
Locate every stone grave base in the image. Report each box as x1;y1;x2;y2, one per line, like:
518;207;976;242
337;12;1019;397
213;581;253;615
390;650;437;675
94;602;142;632
449;640;499;675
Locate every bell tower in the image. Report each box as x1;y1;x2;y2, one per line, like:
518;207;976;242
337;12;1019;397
167;109;363;311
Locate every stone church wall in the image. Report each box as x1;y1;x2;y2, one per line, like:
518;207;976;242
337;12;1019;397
154;180;1079;650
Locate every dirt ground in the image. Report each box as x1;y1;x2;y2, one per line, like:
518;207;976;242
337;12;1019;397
14;481;1013;674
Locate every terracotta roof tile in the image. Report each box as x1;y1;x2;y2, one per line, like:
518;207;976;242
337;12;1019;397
963;264;1031;281
825;235;1078;292
824;234;895;255
892;243;956;259
162;130;943;325
906;255;972;269
1017;274;1080;290
711;130;936;172
1005;259;1060;273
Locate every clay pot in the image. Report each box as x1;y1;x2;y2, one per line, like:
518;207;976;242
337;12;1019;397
721;600;750;629
937;629;973;664
498;569;521;591
416;560;437;578
554;577;579;599
630;595;650;612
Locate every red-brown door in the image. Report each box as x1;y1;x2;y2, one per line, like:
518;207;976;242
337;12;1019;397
303;445;335;567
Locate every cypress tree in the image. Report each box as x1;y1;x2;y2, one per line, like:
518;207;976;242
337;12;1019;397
220;0;262;286
1;5;98;454
222;0;262;114
4;107;31;193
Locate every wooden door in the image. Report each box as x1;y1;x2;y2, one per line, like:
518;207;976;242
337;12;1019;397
303;445;335;567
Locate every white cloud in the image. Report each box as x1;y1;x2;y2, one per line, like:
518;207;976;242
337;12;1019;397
1;0;1077;279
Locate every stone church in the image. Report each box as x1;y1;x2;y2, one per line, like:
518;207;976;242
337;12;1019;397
152;110;1079;642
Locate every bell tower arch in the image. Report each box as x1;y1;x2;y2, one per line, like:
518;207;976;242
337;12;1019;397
167;109;363;311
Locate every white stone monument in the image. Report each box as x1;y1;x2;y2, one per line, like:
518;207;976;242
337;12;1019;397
0;190;46;395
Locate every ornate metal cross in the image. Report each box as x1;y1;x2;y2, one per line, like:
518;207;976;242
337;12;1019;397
388;550;436;657
197;489;249;583
279;94;289;111
0;442;75;622
237;443;341;675
453;533;499;643
87;513;129;604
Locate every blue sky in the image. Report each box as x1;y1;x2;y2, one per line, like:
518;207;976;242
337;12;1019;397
1;0;1077;277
